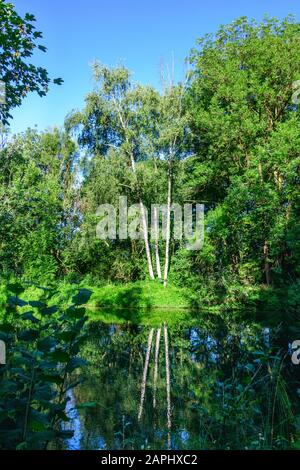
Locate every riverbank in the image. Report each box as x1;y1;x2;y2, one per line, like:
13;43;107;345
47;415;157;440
16;280;196;325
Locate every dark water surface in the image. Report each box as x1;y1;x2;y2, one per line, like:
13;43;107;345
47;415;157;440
57;314;299;450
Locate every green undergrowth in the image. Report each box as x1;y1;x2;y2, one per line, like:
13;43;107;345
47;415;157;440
5;280;198;326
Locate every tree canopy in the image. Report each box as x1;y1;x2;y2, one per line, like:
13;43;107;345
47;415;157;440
1;15;299;320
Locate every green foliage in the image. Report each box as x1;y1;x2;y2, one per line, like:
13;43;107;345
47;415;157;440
181;16;300;314
0;284;91;449
0;11;299;451
0;128;78;281
0;0;63;124
9;280;193;326
0;15;299;323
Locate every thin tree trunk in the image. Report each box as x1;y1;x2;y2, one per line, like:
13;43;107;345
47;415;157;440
138;328;154;421
263;241;271;286
164;163;172;288
153;206;162;279
164;323;171;449
274;170;283;190
140;200;155;280
114;97;155;280
153;327;161;409
130;153;155;280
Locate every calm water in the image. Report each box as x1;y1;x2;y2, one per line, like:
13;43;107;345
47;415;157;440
58;315;299;450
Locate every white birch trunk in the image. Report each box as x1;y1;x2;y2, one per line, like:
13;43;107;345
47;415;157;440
113;97;155;280
153;327;161;409
138;328;154;421
164;164;172;287
153;206;162;279
130;154;155;280
164;323;172;449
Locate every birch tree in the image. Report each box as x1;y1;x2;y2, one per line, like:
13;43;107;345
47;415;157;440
158;85;188;287
66;64;162;279
65;64;188;285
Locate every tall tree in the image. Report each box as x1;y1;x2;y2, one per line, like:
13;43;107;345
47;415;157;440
66;64;162;280
183;16;300;308
157;84;188;287
0;128;78;280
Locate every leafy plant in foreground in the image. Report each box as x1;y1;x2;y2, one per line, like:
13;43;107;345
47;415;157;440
0;284;92;450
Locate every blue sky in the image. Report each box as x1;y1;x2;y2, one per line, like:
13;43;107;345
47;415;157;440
10;0;300;134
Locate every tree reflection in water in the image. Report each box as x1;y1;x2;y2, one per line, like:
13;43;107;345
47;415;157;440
58;313;299;450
